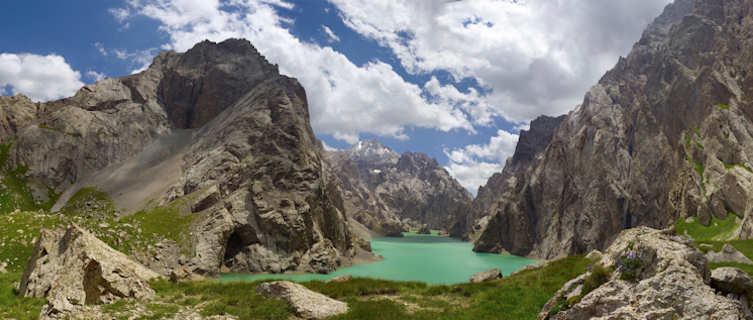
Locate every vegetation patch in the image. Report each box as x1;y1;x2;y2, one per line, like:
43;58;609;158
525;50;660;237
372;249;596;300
709;262;753;275
121;196;199;255
616;253;641;281
674;213;738;242
0;272;46;320
61;186;119;218
715;104;731;110
724;163;753;173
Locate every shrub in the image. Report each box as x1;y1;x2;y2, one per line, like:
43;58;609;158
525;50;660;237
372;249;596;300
582;262;611;295
617;253;642;281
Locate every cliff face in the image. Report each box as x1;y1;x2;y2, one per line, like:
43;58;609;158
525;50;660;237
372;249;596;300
451;115;565;240
326;139;473;236
475;0;753;259
0;39;358;274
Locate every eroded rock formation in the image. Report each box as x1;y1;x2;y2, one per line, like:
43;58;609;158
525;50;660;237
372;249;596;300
474;0;753;258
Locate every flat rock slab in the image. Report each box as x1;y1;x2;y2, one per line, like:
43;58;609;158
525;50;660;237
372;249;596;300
706;244;753;264
257;281;348;319
470;269;502;283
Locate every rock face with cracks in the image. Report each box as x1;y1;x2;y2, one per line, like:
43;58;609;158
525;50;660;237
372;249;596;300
19;225;160;316
541;227;753;320
474;0;753;259
2;38;361;275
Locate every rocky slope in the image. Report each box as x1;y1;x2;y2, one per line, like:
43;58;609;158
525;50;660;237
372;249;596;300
0;38;360;274
541;227;753;319
326;139;473;236
474;0;753;259
451;115;564;240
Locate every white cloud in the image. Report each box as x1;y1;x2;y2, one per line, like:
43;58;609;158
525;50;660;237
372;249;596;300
322;25;340;43
95;42;158;74
115;0;474;143
329;0;671;123
86;70;107;82
444;129;519;193
0;53;83;101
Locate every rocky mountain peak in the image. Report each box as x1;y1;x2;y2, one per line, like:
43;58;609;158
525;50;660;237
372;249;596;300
152;38;282;129
347;138;400;165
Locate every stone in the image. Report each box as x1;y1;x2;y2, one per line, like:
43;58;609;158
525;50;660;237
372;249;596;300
257;281;348;319
326;275;353;283
585;250;602;260
540;227;750;320
470;269;502;283
417;225;431;234
0;261;6;274
19;225;159;316
706;244;753;264
710;267;753;296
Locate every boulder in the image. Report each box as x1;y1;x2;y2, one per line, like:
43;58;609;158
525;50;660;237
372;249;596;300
19;225;160;315
0;261;7;274
540;227;750;319
706;244;753;264
710;267;753;296
257;281;348;319
417;225;431;234
470;269;502;283
326;275;353;283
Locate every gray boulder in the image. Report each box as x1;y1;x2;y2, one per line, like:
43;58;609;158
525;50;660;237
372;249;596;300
541;227;750;320
470;269;502;283
711;267;753;296
257;281;348;319
326;275;353;283
19;225;160;315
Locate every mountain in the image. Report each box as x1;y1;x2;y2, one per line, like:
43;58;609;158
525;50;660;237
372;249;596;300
450;115;565;240
0;38;362;274
326;139;473;236
474;0;753;259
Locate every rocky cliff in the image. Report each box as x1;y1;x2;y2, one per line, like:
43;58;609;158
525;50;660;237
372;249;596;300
475;0;753;259
0;38;359;274
326;139;473;236
451;115;564;240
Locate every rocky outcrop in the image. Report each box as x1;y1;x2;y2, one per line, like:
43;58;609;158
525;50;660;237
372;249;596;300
19;225;160;316
707;244;753;264
2;39;361;274
475;0;753;258
452;115;564;240
469;269;502;283
257;281;348;319
326;139;472;236
541;227;752;319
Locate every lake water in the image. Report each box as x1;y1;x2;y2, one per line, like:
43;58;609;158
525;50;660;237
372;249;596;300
220;232;538;285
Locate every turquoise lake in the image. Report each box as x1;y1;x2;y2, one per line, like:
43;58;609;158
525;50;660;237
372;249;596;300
220;232;538;285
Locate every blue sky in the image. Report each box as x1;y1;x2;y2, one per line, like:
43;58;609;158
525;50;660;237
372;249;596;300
0;0;671;192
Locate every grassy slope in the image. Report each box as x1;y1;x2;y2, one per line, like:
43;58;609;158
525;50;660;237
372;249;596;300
673;213;753;277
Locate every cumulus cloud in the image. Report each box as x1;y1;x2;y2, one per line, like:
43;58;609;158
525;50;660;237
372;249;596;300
86;70;107;82
113;0;474;143
329;0;671;123
0;53;83;101
322;25;340;43
444;129;519;193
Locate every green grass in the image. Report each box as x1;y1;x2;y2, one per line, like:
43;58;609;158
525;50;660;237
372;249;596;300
0;141;61;214
142;255;589;320
674;213;738;241
709;262;753;275
0;272;46;320
715;104;730;110
121;196;199;255
61;186;119;218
